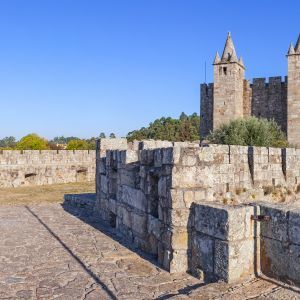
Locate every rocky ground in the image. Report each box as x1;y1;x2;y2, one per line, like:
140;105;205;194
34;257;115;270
0;190;300;299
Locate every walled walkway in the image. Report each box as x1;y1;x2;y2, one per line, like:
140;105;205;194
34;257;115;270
1;204;300;299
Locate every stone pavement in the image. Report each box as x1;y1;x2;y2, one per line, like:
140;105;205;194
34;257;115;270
0;204;300;300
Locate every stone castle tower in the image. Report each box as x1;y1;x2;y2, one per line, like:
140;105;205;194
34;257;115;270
212;33;245;129
287;36;300;146
201;33;300;146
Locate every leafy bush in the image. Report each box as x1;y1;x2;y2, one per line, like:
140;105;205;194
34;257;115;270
127;112;200;142
66;139;90;150
16;134;49;150
207;117;288;148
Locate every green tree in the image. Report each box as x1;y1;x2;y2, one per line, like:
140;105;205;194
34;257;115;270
99;132;106;138
66;139;90;150
109;133;116;138
16;134;49;150
207;117;288;148
127;113;200;142
51;136;79;144
0;136;16;149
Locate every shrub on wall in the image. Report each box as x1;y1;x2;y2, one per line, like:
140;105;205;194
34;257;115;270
207;117;288;148
16;134;50;150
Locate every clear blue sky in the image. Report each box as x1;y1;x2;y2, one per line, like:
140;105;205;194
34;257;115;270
0;0;299;139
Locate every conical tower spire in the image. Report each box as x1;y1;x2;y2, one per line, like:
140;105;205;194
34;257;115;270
288;43;295;55
295;34;300;53
213;51;221;64
238;56;244;68
221;32;238;63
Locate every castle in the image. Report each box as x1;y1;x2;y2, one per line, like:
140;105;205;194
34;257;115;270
200;33;300;146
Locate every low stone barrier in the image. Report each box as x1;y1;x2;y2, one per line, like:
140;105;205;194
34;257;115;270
189;203;257;282
0;150;95;187
260;203;300;285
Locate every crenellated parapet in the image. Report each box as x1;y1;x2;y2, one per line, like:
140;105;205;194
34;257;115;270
200;33;300;143
0;150;95;187
94;138;300;284
251;76;287;132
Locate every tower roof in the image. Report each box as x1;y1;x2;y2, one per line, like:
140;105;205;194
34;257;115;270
288;43;295;55
213;52;221;64
295;34;300;53
238;56;245;68
221;32;238;63
287;35;300;56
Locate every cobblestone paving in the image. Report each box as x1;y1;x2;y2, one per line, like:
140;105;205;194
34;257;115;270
0;204;300;299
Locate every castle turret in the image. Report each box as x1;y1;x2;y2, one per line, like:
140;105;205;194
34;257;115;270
212;32;245;130
287;34;300;146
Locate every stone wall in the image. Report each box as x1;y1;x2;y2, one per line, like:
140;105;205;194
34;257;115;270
0;150;95;187
251;77;287;133
287;51;300;146
189;203;257;282
94;139;300;284
260;203;300;285
200;76;288;138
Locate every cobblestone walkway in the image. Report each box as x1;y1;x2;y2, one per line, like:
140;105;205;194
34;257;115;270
0;204;300;299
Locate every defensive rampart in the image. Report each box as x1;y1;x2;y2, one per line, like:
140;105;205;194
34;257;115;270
200;76;288;138
0;150;95;187
94;138;300;284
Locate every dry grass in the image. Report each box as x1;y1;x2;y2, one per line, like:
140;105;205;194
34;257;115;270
0;182;95;205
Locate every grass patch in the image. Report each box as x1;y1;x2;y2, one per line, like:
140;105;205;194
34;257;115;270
0;182;95;205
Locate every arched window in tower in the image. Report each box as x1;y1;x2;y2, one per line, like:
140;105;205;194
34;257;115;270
223;67;227;75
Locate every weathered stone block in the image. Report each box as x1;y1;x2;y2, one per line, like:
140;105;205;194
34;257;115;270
172;166;207;188
169;250;188;273
162;148;174;165
154;149;162;167
192;233;214;276
261;237;300;285
194;203;254;241
168;208;190;227
288;209;300;245
125;150;140;164
140;150;154;166
214;239;255;283
122;207;131;228
194;190;206;202
181;154;197;166
166;189;184;209
260;204;289;242
171;229;188;250
121;185;147;212
158;177;167;198
119;169;139;188
108;198;117;214
131;212;147;237
183;190;194;208
100;175;108;194
147;215;162;240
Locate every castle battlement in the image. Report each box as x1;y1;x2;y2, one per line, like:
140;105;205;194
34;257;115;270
251;76;287;86
93;138;300;285
200;33;300;145
0;150;95;187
